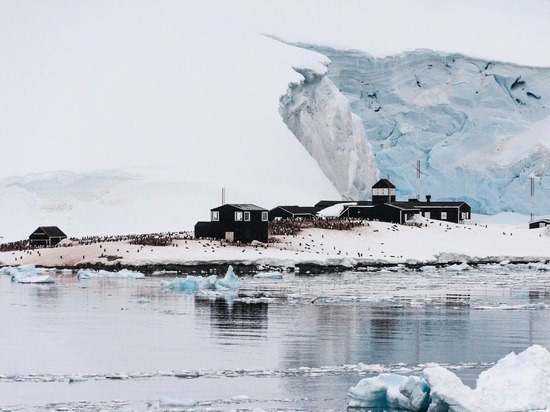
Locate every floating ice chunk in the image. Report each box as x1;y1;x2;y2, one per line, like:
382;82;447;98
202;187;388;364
161;275;217;293
423;365;488;411
215;265;241;290
77;269;145;280
161;266;240;293
476;344;550;411
105;269;145;279
348;345;550;411
232;394;250;402
1;264;40;281
17;274;55;284
105;373;128;380
347;373;410;409
400;376;431;411
445;262;471;272
174;370;200;379
76;269;103;279
68;375;88;383
254;272;283;279
159;397;197;407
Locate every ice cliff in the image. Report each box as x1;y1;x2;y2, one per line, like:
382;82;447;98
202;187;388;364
284;46;550;214
279;65;379;200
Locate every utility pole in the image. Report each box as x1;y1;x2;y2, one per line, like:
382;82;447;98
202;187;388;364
530;177;535;222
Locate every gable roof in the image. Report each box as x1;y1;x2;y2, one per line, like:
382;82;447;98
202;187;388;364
315;200;350;208
372;179;396;189
211;204;267;212
412;201;468;208
32;226;67;237
274;206;323;215
381;202;421;211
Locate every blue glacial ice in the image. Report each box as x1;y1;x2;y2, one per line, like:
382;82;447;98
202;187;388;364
161;265;241;293
285;46;550;215
348;344;550;411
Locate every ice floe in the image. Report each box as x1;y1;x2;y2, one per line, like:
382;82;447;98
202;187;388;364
348;344;550;411
76;269;145;280
159;396;197;407
161;265;240;293
0;264;55;283
254;271;284;279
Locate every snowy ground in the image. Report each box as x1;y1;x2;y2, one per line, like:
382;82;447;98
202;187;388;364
2;216;549;271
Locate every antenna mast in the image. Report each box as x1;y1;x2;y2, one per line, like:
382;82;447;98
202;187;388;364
416;160;421;200
222;187;226;205
530;177;535;222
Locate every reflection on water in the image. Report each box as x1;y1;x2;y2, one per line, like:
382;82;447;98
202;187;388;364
195;296;268;340
1;266;550;410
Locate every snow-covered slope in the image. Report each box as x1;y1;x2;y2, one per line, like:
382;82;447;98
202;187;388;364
0;3;341;241
297;47;550;214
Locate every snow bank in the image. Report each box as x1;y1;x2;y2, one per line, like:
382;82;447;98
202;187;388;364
348;345;550;411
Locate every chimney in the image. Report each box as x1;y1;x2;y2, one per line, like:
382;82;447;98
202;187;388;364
426;195;431;202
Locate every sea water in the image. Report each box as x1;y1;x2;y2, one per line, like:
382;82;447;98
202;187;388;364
1;265;550;411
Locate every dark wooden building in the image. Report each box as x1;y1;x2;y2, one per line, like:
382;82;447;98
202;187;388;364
269;205;323;221
529;219;550;229
371;179;396;204
194;204;269;243
29;226;67;247
338;180;471;224
411;199;471;223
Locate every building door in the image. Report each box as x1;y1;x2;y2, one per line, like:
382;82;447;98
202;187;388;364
225;232;234;242
423;212;430;219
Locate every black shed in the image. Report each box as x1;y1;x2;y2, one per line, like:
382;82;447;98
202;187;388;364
529;219;550;229
194;204;269;243
413;200;471;224
29;226;67;247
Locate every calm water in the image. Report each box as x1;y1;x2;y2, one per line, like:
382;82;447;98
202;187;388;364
1;265;550;411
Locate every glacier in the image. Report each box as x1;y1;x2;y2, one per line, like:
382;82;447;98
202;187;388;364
286;46;550;214
279;65;379;200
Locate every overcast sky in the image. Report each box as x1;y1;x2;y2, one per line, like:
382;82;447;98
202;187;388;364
2;0;550;177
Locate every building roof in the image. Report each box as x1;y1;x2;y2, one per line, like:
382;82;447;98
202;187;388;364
372;179;396;189
382;202;422;211
32;226;67;237
211;204;267;211
412;201;468;208
315;200;350;208
273;206;323;215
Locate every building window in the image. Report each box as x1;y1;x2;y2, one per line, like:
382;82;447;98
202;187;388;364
244;212;251;221
261;211;268;221
211;211;219;221
441;212;447;220
235;211;243;221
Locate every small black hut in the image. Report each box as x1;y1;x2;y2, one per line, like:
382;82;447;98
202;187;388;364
529;219;550;229
194;204;269;243
29;226;67;247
